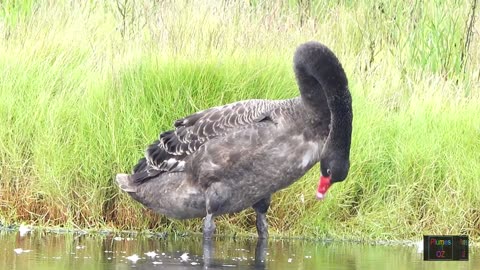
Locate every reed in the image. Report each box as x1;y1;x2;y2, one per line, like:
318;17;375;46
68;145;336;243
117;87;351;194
0;0;479;240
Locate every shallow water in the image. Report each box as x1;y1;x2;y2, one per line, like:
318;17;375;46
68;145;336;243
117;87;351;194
1;229;477;270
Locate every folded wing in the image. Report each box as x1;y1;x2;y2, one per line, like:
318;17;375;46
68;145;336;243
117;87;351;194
131;99;285;183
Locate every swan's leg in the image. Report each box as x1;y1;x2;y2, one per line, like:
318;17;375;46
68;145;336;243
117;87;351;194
203;182;231;239
254;237;268;267
202;237;214;267
203;213;216;239
252;196;271;239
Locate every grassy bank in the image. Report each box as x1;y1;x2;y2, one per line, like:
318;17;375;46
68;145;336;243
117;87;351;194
0;0;479;240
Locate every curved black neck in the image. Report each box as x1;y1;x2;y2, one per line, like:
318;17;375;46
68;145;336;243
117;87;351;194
293;42;352;151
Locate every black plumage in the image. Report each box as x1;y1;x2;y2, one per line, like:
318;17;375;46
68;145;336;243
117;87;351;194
116;41;353;239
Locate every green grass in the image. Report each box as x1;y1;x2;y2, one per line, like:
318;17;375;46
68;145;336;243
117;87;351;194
0;0;479;241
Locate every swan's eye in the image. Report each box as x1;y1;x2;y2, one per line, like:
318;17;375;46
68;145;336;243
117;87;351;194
327;169;331;175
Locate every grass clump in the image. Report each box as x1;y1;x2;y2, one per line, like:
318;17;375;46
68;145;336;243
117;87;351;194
0;0;479;240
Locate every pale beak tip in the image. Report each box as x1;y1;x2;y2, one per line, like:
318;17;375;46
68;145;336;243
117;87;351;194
316;192;326;200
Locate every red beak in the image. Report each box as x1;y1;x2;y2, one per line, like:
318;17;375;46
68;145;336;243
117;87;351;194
316;175;331;200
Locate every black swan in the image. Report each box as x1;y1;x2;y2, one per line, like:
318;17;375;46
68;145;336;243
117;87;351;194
116;41;352;239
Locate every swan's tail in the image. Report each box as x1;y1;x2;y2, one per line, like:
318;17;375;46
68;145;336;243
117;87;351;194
115;173;137;192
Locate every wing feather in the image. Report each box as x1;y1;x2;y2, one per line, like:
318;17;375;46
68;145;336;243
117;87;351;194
131;99;291;183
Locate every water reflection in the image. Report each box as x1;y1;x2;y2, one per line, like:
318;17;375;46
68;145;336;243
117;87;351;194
0;229;477;270
202;238;267;269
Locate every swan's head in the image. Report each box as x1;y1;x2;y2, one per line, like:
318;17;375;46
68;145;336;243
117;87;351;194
316;149;350;200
